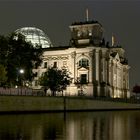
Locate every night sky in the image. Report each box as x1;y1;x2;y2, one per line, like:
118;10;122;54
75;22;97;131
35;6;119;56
0;0;139;90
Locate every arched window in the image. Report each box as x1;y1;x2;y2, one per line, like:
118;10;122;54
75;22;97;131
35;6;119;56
79;58;89;68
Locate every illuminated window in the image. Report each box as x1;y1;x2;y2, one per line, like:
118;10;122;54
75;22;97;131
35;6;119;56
79;58;89;68
77;31;82;37
89;32;92;36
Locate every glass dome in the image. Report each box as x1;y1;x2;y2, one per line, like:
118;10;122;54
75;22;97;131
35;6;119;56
15;27;53;48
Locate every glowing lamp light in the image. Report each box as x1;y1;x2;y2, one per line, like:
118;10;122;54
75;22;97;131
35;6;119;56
19;69;24;74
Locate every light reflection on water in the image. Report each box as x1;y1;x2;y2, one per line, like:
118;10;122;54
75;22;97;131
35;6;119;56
0;111;140;140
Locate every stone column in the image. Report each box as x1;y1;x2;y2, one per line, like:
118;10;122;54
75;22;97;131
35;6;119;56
71;51;76;83
101;52;107;97
95;49;100;96
126;66;130;98
89;51;94;83
88;51;94;96
106;58;110;97
101;53;107;83
106;59;109;84
95;49;100;81
69;51;77;95
127;67;130;90
115;62;119;97
111;61;115;98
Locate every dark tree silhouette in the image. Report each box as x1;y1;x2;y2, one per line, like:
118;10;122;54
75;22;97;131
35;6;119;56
0;64;7;86
132;85;140;94
0;35;9;66
0;33;43;87
39;67;71;96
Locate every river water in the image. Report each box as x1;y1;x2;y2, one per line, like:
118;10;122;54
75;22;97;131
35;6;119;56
0;111;140;140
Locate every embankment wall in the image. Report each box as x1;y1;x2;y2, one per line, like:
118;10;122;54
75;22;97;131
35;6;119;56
0;96;139;112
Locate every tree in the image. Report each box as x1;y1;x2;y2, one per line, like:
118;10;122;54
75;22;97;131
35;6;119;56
132;84;140;94
0;33;43;87
6;33;43;86
39;67;71;96
0;35;9;66
0;64;7;86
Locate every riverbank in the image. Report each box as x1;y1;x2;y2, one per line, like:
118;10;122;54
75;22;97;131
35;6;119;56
0;96;140;113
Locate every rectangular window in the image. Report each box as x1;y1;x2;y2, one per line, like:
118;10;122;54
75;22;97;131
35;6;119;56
35;63;38;69
79;59;89;68
82;60;87;67
34;72;37;77
44;62;47;68
53;62;57;68
80;74;87;84
35;80;38;86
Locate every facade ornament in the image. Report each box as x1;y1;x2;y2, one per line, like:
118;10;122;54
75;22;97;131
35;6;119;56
89;51;94;57
44;55;69;61
71;51;76;58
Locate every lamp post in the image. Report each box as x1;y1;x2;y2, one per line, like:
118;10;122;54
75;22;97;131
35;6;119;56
19;69;24;87
19;69;25;95
19;69;24;74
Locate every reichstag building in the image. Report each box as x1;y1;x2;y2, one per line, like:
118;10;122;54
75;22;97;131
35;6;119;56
15;19;130;98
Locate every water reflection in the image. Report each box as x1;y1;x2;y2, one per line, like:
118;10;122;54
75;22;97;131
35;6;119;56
0;111;140;140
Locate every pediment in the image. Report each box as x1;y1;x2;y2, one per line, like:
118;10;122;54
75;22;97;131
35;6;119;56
78;67;88;71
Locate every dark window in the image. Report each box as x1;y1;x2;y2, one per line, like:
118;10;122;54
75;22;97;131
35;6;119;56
42;72;45;76
35;80;38;86
79;58;89;68
80;74;87;84
53;62;57;68
44;62;47;68
34;72;37;77
35;63;38;69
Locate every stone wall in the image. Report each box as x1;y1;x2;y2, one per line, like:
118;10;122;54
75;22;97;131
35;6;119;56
0;96;139;113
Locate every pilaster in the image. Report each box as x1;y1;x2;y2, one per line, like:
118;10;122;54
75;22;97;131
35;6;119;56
71;51;76;83
89;51;94;83
94;49;100;96
95;49;100;81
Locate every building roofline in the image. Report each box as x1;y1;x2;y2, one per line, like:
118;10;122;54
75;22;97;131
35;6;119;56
42;46;70;51
71;20;102;26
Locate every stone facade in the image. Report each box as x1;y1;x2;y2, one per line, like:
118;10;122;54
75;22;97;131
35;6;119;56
32;20;130;98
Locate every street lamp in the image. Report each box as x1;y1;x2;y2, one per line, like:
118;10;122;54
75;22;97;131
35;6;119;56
19;69;25;87
15;68;25;89
18;69;25;95
19;69;24;74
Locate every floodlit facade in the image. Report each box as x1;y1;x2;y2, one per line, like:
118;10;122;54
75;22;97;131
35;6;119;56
32;20;130;98
15;27;53;48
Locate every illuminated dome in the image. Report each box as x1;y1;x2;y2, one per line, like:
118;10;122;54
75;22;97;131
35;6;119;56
15;27;53;48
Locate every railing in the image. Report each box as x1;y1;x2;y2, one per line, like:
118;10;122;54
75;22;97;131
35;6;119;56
0;87;44;96
0;87;140;104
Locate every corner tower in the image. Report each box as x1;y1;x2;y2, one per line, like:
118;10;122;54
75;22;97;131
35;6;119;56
69;20;103;46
